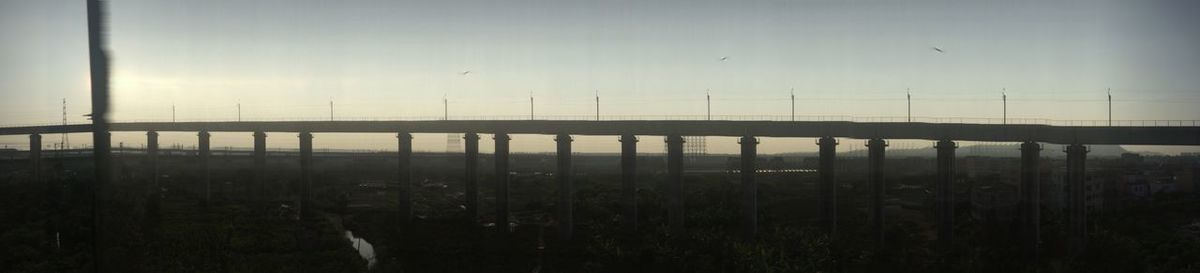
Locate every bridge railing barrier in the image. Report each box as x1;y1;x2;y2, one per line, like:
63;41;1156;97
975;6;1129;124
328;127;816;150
3;116;1197;128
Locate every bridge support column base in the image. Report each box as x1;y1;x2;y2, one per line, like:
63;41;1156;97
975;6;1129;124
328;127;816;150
817;136;838;235
740;136;758;241
1066;144;1088;257
556;134;574;241
935;140;956;252
464;133;480;222
620;134;638;231
665;135;685;236
198;131;211;208
494;133;511;236
1020;141;1042;263
867;138;887;249
397;133;413;225
29;134;41;183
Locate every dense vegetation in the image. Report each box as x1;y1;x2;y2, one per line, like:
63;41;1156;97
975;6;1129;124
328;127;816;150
2;156;1198;272
353;172;1200;273
0;159;365;273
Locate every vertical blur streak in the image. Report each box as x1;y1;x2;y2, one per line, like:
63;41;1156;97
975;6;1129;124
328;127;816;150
86;0;111;272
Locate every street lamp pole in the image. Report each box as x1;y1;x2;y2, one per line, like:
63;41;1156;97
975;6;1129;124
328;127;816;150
906;88;911;123
706;90;711;121
1108;88;1112;127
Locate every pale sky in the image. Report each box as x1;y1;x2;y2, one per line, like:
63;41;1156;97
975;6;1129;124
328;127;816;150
1;0;1199;154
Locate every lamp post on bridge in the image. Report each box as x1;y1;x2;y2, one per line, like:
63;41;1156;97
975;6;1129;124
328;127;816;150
906;88;911;123
706;90;711;120
790;88;795;122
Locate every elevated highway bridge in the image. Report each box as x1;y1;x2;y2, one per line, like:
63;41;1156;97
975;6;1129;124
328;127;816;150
6;120;1199;257
3;120;1198;145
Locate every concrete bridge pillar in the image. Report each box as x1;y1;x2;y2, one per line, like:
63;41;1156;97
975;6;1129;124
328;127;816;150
147;131;160;218
1019;141;1042;262
253;131;267;207
198;131;211;207
935;140;957;251
555;133;574;240
299;132;313;219
619;134;638;231
1066;144;1088;257
817;136;838;235
29;133;41;183
665;135;685;235
740;135;759;240
397;132;413;224
464;133;480;221
494;133;511;236
867;138;887;248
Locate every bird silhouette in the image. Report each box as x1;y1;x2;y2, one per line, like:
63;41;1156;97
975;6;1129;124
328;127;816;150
460;70;471;75
931;47;946;53
719;56;729;61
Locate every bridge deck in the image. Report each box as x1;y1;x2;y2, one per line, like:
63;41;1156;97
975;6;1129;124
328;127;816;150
1;120;1198;145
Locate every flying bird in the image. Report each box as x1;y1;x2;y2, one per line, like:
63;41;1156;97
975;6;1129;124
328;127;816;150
719;56;729;61
460;70;471;75
931;47;946;53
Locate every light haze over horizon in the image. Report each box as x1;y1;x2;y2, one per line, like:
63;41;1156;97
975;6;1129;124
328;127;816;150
2;0;1199;154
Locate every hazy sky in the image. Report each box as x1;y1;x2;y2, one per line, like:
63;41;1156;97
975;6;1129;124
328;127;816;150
1;0;1199;153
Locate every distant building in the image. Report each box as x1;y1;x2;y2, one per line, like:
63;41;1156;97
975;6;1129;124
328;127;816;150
1121;153;1144;165
1122;172;1177;199
962;156;1020;179
972;182;1019;223
683;136;707;158
0;148;18;160
662;136;707;159
446;133;462;153
1192;163;1200;193
1046;167;1104;214
767;157;787;170
356;179;390;190
1177;165;1197;193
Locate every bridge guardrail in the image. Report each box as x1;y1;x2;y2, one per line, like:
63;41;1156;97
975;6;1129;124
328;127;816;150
3;116;1197;128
